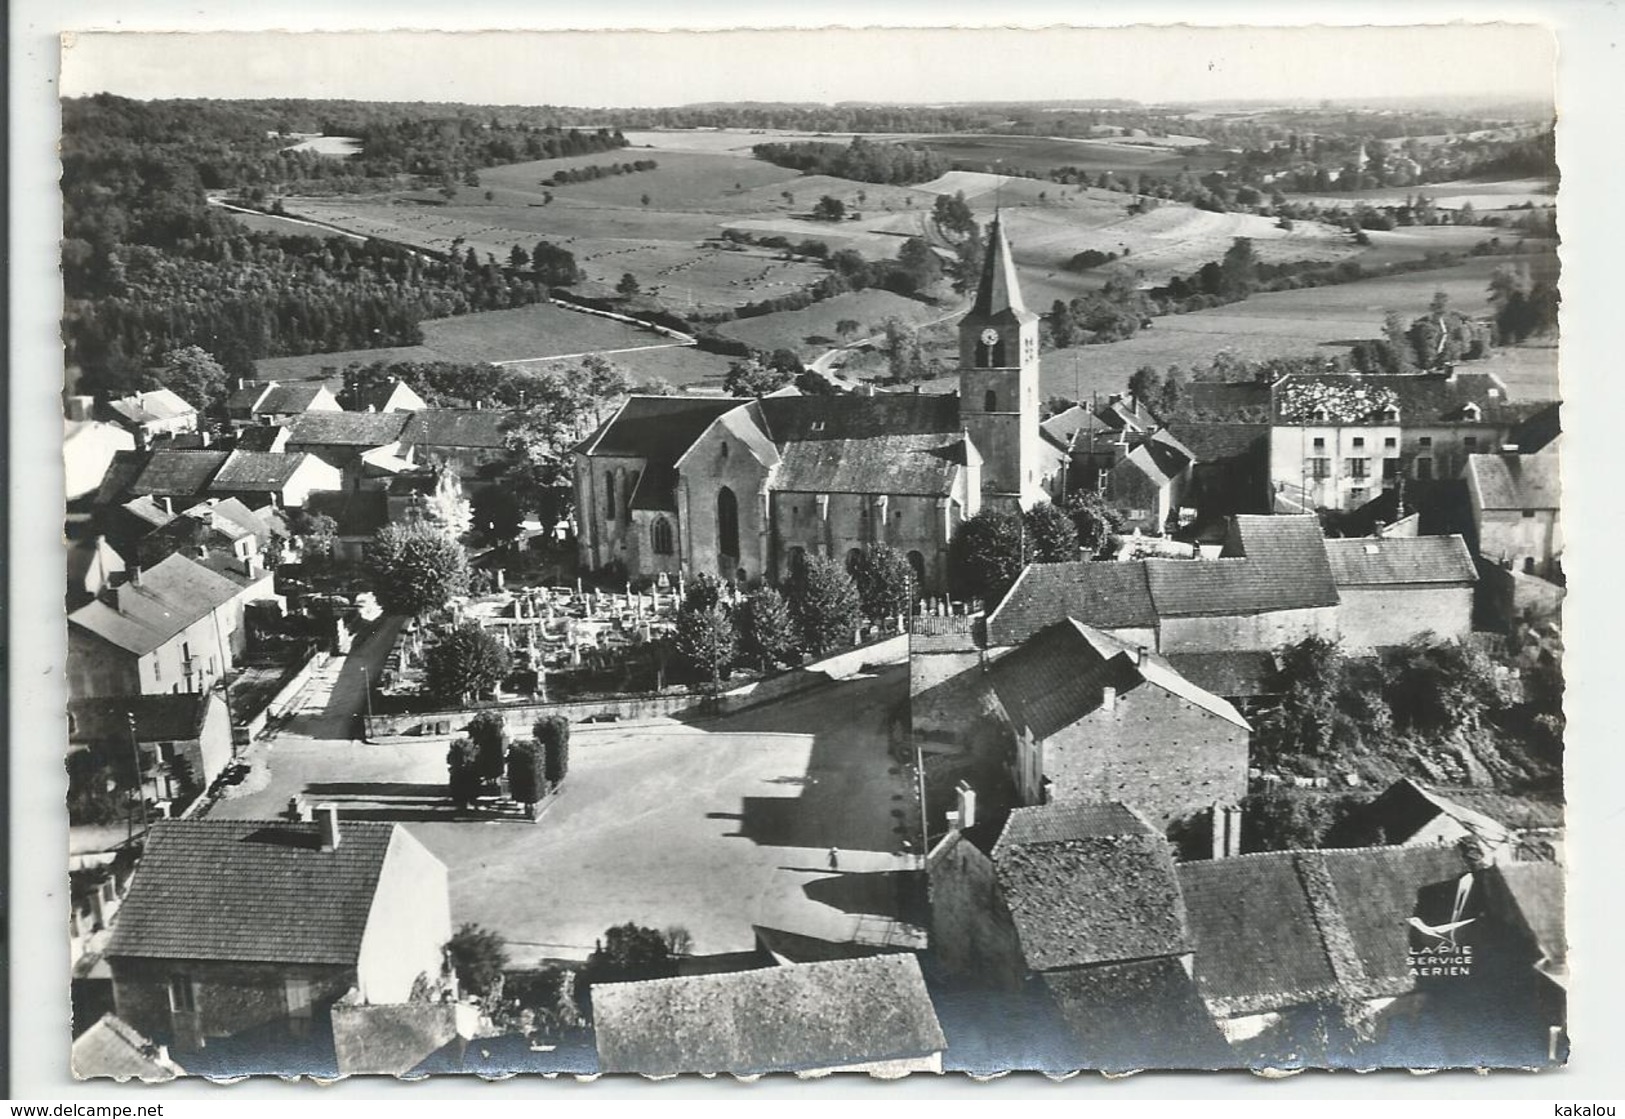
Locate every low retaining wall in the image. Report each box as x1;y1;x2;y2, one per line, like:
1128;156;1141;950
233;649;329;745
362;633;909;741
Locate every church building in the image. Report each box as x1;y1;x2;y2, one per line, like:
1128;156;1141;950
572;216;1063;593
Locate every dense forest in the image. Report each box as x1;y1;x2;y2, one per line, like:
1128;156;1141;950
59;96;622;397
750;137;950;185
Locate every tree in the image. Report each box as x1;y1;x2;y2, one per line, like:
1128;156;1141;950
812;195;846;222
882;317;927;383
673;602;738;686
534;715;571;787
466;710;508;782
946;224;986;296
364;522;471;617
506;739;547;810
738;585;799;671
616;272;641;298
1255;636;1347;765
585;923;675;986
947;510;1026;605
1023;502;1080;563
635;376;679;396
420;464;473;541
508;244;531;271
723;356;794;397
1240;788;1343;853
1218;236;1260;299
835;319;861;341
850;545;918;621
531;241;583;286
471;486;522;545
1158;367;1187;415
153;345;229;413
682;572;725;613
787;555;862;657
932;190;976;238
446;923;508;998
446;737;484;809
1128;364;1162;409
1047;300;1080;349
1061;488;1125;556
894;236;943;293
284;508;338;567
424;623;512;704
499;368;602;523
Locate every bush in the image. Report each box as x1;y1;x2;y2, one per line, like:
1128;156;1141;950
584;923;675;987
947;510;1026;605
850;545;917;621
534;715;570;787
446;737;484;808
738;585;798;671
364;522;471;617
507;739;546;805
466;711;508;781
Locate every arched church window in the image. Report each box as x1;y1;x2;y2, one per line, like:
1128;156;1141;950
605;471;617;521
651;517;674;555
717;486;740;559
984;389;998;413
907;550;927;584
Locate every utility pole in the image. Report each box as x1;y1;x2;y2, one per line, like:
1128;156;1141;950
126;712;150;837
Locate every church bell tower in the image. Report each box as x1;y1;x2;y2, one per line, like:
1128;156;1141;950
958;213;1043;510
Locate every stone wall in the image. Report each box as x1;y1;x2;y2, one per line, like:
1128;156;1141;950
926;830;1025;989
111;956;352;1051
1336;585;1473;649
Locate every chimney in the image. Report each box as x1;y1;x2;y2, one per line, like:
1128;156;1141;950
1135;644;1148;665
196;544;210;560
244;553;264;579
161;496;173;516
1101;685;1116;712
317;804;341;851
955;781;977;831
129;565;143;588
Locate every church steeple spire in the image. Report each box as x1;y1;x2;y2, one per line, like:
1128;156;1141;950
970;212;1030;321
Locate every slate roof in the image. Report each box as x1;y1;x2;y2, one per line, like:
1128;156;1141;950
987;562;1157;645
209;450;306;491
129;452;229;497
1166;422;1270;462
1040;958;1235;1071
967;215;1038;325
1467;453;1561;511
1509;402;1561;454
1430;788;1564;832
402;409;508;450
998;800;1156;846
1172;381;1273;423
1179;845;1471;1016
233;425;290;453
591;955;945;1075
94;451;150;505
993;802;1190;972
1324;535;1477;586
1484;862;1565;972
68;554;248;656
578;395;739;460
71;1014;180;1082
69;693;213;744
1142;556;1336;617
120;495;176;528
1272;372;1545;426
988;619;1246;740
1164;651;1280;699
106;818;402;965
286;410;409;447
761;393;966;496
256;383;331;414
107;389;197;427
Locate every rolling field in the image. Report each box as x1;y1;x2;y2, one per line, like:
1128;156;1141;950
1291;176;1557;211
715;289;948;354
911;132;1229;175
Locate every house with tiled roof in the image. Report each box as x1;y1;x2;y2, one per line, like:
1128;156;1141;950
66;552;270;698
103;389;199;447
928;801;1232;1068
105;811;451;1054
284;410;412;472
72;1012;184;1081
1177;844;1473;1044
1327;778;1563;865
225;380;341;426
69;690;233;811
66;412;138;502
984;619;1249;834
986;515;1342;659
574;216;1067;592
1268;371;1553;513
591;954;945;1075
349;378;429;415
1323;534;1476;647
206;448;342;510
1465;447;1562;579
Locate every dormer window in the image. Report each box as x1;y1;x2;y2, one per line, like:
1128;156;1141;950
1382;405;1400;423
1311;407;1330;423
1462;402;1482;422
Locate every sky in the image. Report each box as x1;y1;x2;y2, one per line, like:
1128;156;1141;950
58;24;1557;108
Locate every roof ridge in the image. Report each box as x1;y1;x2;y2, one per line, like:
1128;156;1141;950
1293;852;1370;994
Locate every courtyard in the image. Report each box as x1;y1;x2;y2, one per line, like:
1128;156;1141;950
209;640;923;967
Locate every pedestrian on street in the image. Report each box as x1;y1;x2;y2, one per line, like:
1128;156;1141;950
828;846;840;871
